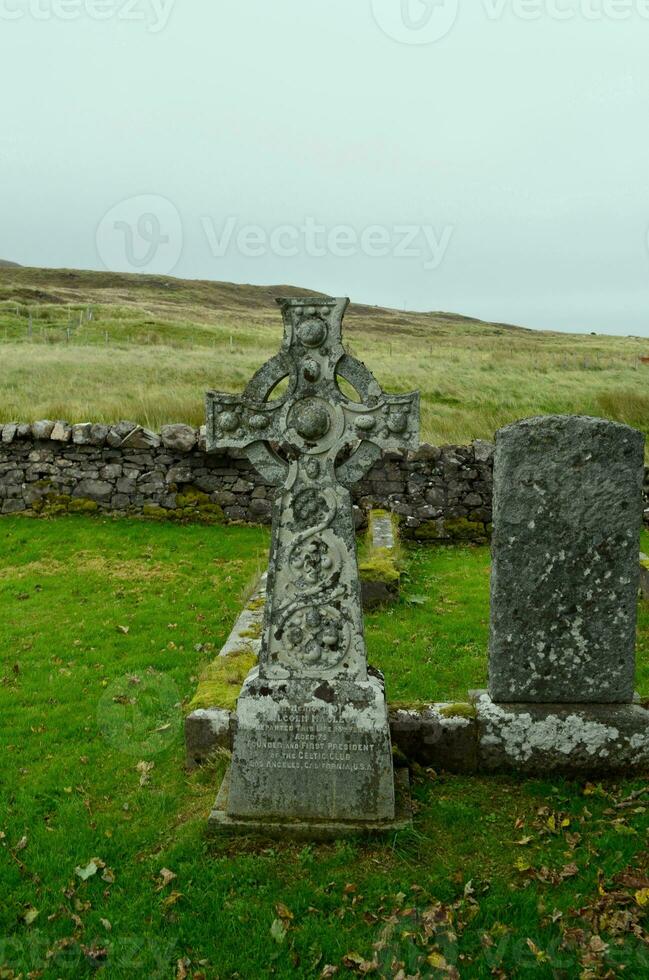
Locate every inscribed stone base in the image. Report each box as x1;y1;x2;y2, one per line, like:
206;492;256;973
221;667;396;826
473;691;649;775
209;768;412;841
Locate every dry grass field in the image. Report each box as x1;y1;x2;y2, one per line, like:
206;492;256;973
1;265;649;446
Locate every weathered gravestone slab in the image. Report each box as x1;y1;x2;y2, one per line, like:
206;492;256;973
489;415;644;704
205;297;419;835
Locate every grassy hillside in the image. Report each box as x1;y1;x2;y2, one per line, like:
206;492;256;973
1;265;648;445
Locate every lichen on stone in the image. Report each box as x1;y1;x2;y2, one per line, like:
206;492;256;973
477;695;623;763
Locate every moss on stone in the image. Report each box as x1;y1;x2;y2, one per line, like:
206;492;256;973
28;493;102;517
174;486;225;524
239;623;262;640
227;644;256;657
246;597;266;611
359;549;400;585
412;521;443;542
439;702;477;720
187;651;257;713
176;486;210;507
445;518;489;544
69;498;99;514
142;503;165;519
414;517;489;545
388;699;430;711
33;492;73;516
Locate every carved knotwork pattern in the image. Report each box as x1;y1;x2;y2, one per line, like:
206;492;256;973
292;489;330;528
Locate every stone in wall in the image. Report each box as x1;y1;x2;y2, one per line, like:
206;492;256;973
1;419;648;536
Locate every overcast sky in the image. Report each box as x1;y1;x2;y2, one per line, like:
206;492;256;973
2;0;649;334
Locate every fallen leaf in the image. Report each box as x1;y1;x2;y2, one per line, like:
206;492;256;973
23;906;39;925
156;867;177;890
320;967;338;978
275;902;293;920
116;625;129;635
427;952;448;968
612;820;637;836
15;835;27;851
526;939;547;962
635;888;649;907
75;860;99;881
100;917;112;931
162;891;183;909
560;863;579;880
589;935;608;955
615;871;649;890
82;944;108;961
270;918;287;944
136;760;154;787
176;957;190;979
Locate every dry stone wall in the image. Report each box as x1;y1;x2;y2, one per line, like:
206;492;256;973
1;420;647;540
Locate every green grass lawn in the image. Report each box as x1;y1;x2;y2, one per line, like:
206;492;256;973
1;516;648;978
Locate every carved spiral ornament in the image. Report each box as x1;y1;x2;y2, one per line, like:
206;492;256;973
281;603;349;672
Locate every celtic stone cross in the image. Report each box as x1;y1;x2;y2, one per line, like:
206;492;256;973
207;297;419;679
206;297;419;833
